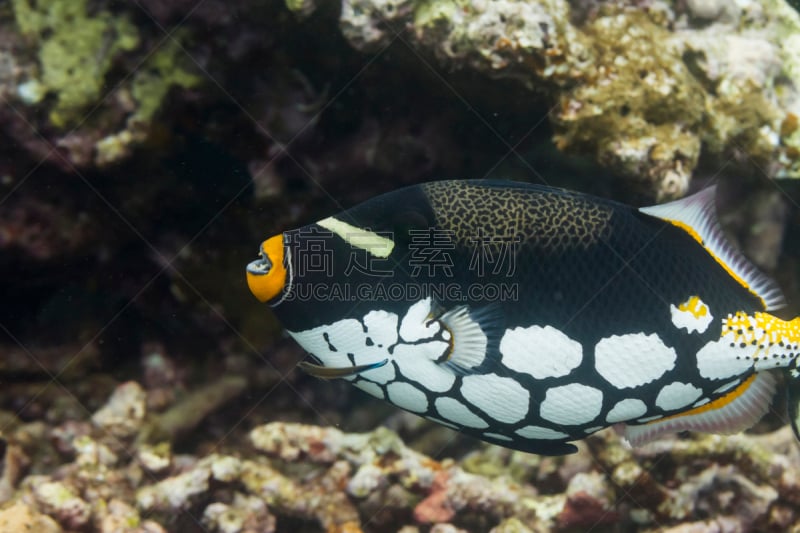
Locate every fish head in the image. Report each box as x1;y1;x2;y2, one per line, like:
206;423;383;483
246;184;443;326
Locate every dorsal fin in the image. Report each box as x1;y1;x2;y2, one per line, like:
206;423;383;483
639;186;785;311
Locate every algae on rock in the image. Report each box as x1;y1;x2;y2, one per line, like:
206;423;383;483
554;8;706;199
12;0;139;128
130;36;202;125
94;36;202;166
10;0;202;167
341;0;800;198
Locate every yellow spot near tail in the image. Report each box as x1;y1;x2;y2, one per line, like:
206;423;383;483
247;234;287;303
670;295;713;333
678;295;709;319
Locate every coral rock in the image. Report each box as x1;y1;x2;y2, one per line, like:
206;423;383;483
91;381;147;439
339;0;800;196
0;502;61;533
202;493;277;533
31;480;91;530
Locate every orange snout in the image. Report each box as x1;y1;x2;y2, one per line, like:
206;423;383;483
246;234;287;303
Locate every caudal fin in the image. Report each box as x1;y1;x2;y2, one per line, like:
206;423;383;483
787;363;800;442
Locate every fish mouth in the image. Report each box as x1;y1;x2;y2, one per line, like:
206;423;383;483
246;249;272;277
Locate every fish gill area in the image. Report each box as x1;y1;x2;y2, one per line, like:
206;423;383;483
0;0;800;531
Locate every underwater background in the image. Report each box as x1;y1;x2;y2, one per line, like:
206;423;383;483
1;0;800;531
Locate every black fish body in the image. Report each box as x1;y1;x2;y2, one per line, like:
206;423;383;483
247;180;800;455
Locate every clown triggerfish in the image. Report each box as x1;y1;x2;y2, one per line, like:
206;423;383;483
246;180;800;455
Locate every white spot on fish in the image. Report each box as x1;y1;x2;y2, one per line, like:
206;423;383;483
515;425;569;440
363;309;398;347
354;380;383;399
670;296;713;333
499;325;582;379
386;382;428;413
595;333;676;389
540;383;603;426
461;374;530;424
434;397;488;429
696;337;752;380
483;432;513;441
637;415;663;423
349;312;400;383
425;416;458;430
606;398;648;423
393;343;454;392
656;382;703;411
290;303;453;387
287;319;363;367
693;398;710;408
713;379;742;395
316;216;395;257
399;298;440;342
356;358;396;383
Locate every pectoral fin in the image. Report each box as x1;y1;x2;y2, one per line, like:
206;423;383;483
298;358;389;379
438;303;502;375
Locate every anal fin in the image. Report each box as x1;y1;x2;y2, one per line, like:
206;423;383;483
624;372;777;447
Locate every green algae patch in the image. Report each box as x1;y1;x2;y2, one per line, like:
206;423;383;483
12;0;139;128
130;36;202;124
553;9;705;198
413;0;469;29
92;34;202;166
92;34;201;167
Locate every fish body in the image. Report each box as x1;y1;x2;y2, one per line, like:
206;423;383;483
247;180;800;455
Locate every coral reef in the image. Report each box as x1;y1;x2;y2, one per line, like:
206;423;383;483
341;0;800;199
5;0;199;168
1;379;800;531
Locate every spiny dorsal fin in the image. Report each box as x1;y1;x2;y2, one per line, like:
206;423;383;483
639;186;785;311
